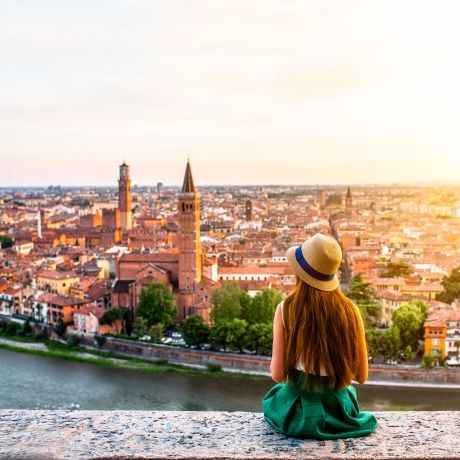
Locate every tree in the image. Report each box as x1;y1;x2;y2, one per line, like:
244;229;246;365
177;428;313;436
365;328;385;359
148;323;164;342
136;283;176;328
119;307;133;335
381;326;402;359
242;288;282;325
182;315;210;347
381;261;413;278
244;323;273;355
422;354;434;369
438;266;460;304
22;318;33;336
132;316;149;338
454;340;460;358
0;234;13;249
100;307;129;334
346;274;381;325
391;300;427;351
5;322;21;336
239;290;252;321
211;283;246;323
210;321;230;351
226;319;247;353
55;319;67;338
403;345;416;362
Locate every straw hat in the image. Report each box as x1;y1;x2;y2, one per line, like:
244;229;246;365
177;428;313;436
286;233;342;291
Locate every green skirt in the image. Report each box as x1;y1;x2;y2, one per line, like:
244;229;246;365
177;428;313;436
262;371;377;439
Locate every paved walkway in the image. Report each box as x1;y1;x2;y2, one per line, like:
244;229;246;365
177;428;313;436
0;337;47;351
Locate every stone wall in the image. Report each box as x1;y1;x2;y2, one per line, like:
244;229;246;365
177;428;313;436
96;336;272;374
96;337;460;384
1;410;459;459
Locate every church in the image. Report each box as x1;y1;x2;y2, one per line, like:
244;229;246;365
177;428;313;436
111;160;216;324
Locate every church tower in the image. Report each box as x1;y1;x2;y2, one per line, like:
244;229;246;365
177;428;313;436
245;199;253;221
345;186;352;219
177;160;202;319
118;162;132;229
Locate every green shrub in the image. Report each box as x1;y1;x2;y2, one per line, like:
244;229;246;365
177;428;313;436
33;332;47;341
206;363;222;373
6;322;21;336
66;335;81;348
421;354;434;369
22;318;33;336
95;335;107;348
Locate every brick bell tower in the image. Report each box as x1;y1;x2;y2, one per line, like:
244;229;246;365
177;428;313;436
177;159;202;320
345;186;352;219
118;161;132;230
245;199;253;221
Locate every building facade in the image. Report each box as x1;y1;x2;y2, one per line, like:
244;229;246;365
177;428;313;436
424;300;460;361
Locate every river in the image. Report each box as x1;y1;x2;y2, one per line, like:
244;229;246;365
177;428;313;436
1;349;459;411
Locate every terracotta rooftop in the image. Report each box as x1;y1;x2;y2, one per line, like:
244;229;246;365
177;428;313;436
377;289;417;301
119;253;178;263
36;293;87;306
424;301;460;328
36;270;79;280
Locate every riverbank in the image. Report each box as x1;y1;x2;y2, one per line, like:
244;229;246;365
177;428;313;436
0;336;230;378
2;334;460;388
94;334;460;387
2;347;460;412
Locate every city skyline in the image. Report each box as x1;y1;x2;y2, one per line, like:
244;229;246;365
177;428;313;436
2;1;460;186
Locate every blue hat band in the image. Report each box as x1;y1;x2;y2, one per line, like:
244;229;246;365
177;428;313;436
295;246;336;282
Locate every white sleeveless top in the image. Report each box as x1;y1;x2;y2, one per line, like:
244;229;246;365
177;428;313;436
278;301;328;376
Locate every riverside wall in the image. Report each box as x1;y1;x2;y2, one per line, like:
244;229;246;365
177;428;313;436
95;336;460;384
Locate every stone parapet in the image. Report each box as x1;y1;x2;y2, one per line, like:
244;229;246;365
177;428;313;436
1;410;459;459
88;336;460;385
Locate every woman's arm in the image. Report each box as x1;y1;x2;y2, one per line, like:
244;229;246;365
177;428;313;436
270;303;285;382
354;306;369;384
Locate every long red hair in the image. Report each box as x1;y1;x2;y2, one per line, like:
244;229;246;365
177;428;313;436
283;277;363;390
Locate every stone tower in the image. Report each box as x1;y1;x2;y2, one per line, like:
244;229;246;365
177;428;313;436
245;199;253;221
118;162;132;230
345;186;352;218
37;209;42;239
177;160;202;319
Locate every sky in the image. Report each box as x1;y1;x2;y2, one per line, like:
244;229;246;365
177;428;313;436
1;0;460;187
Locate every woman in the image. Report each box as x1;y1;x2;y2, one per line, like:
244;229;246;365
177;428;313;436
263;233;377;439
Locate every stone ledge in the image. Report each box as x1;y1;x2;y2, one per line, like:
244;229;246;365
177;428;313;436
0;410;459;460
